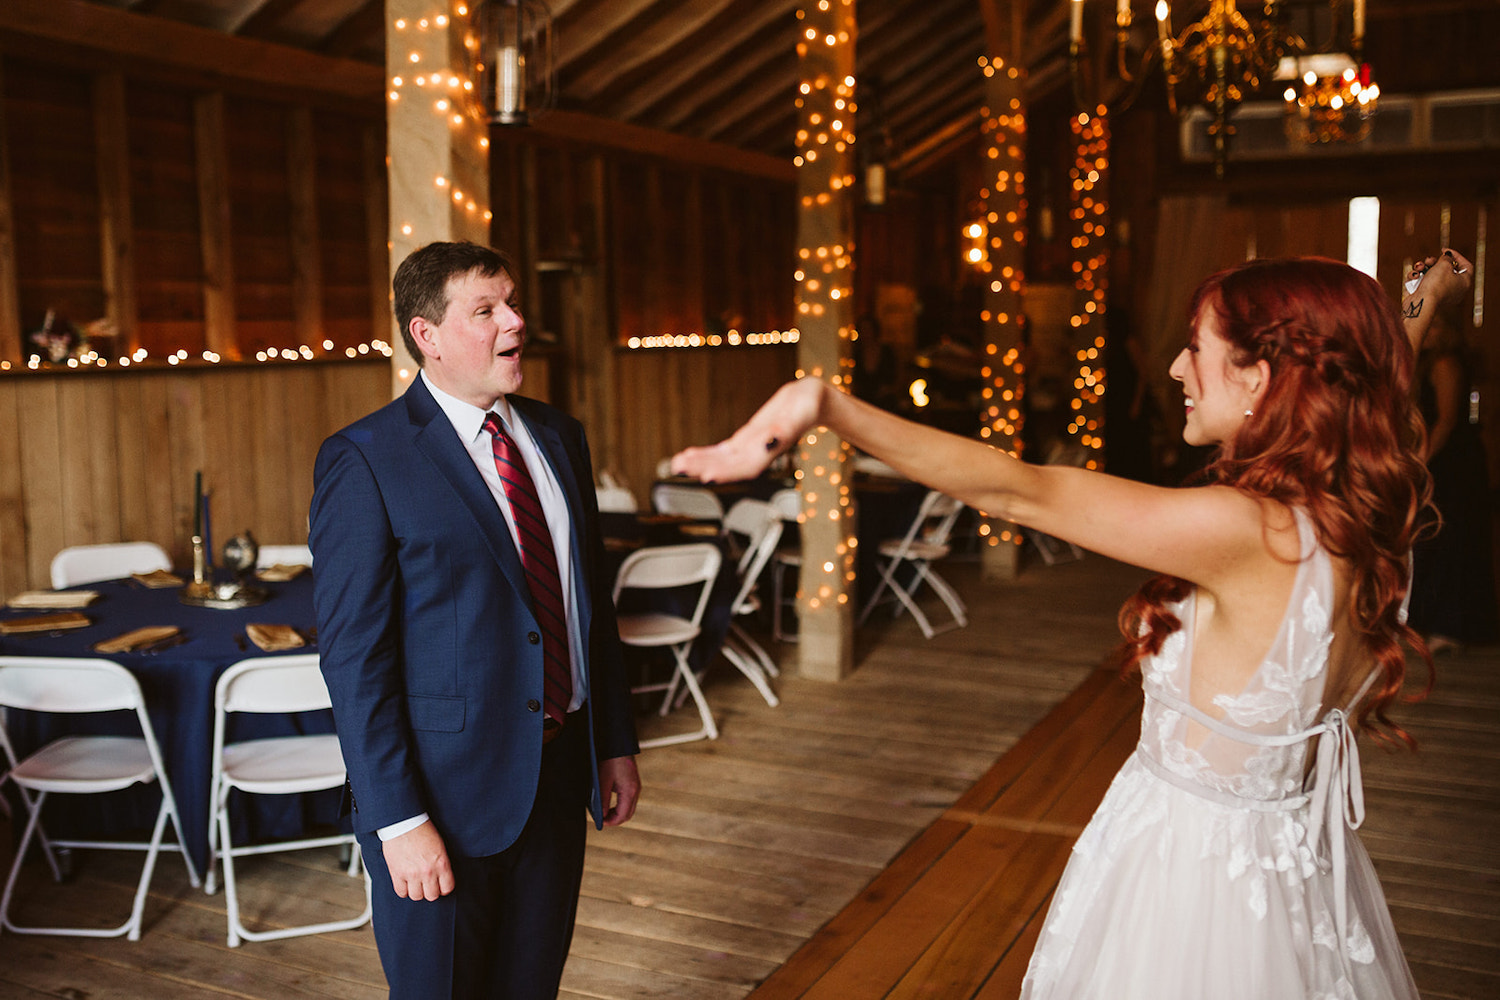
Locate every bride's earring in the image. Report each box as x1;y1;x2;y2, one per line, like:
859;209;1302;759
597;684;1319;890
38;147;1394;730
1243;408;1254;418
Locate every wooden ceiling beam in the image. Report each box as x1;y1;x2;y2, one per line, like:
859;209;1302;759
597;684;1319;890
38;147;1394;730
233;0;305;38
554;0;665;72
0;0;383;102
696;50;799;143
651;22;796;132
566;0;745;101
597;0;800;123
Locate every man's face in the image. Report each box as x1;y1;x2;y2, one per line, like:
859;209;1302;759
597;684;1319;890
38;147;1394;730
413;269;525;410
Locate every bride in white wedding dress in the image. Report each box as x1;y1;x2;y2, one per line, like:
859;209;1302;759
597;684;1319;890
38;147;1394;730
673;252;1475;999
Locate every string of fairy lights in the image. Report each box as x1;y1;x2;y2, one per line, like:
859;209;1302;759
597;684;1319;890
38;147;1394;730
1066;107;1110;471
792;0;858;618
974;55;1029;551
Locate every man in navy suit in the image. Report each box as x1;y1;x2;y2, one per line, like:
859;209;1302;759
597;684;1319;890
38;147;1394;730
310;241;640;999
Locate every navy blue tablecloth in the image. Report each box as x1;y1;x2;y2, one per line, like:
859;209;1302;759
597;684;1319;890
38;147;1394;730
0;574;335;872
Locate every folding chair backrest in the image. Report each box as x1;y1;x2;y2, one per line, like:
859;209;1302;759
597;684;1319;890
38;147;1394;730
595;482;638;513
217;654;331;715
729;510;784;610
895;491;963;552
651;484;725;522
50;542;172;589
768;488;802;522
0;657;145;714
613;543;722;626
722;499;780;572
256;544;313;569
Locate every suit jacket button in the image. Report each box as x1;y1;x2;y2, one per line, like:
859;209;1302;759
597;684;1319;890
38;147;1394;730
528;631;540;644
527;699;541;712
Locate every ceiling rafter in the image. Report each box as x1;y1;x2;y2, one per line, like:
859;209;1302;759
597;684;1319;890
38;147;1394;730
565;0;743;101
649;19;797;132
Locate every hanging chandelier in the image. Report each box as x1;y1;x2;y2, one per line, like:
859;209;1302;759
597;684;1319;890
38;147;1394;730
474;0;556;126
1069;0;1377;177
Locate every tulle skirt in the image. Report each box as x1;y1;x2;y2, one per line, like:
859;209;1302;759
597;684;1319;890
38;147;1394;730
1020;753;1419;1000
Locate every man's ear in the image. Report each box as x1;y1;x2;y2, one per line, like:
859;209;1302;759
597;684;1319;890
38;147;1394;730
409;316;441;363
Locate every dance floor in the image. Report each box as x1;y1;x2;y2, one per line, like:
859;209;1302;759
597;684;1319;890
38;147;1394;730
0;555;1494;999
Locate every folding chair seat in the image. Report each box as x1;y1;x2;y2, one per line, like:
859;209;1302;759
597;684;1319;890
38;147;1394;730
595;471;638;513
857;490;969;639
205;654;370;947
651;483;725;522
254;544;313;568
614;543;723;748
50;542;172;589
0;656;200;940
767;488;803;643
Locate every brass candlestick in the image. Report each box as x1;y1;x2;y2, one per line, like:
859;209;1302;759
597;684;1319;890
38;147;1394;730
185;533;212;598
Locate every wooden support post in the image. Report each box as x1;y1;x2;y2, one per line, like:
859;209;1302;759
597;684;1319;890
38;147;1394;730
976;2;1028;581
94;72;138;355
0;56;21;365
794;0;857;682
384;0;491;399
287;107;324;352
195;92;238;360
1066;108;1110;472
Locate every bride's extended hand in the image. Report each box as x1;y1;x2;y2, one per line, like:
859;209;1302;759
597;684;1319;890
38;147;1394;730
671;379;823;483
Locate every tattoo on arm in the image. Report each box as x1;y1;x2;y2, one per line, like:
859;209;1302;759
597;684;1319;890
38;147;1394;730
1403;297;1424;320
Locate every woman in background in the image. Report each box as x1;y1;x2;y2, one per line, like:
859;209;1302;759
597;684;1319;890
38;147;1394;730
672;255;1464;998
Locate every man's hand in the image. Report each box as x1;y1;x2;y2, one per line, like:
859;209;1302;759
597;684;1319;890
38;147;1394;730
599;755;641;827
382;819;455;901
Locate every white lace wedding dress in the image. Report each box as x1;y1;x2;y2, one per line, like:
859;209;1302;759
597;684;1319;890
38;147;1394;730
1021;512;1419;999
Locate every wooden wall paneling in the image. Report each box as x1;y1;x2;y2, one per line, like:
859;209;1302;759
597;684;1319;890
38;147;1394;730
609;158;649;343
15;378;64;586
287;106;323;352
195;92;237;359
228;98;293;354
0;382;27;597
214;370;260;546
53;376;121;545
113;372;177;558
0;56;21;363
249;367;294;545
93;72;137;353
277;364;327;541
164;371;208;563
363;122;390;353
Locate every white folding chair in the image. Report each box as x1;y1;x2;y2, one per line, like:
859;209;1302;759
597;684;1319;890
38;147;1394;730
857;490;969;639
595;472;638;514
205;654;370;947
614;544;722;749
718;501;784;706
767;488;802;643
651;483;725;523
0;656;200;941
254;544;313;569
50;542;172;589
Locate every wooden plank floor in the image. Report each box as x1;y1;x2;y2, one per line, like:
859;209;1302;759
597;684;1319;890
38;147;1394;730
1;554;1496;999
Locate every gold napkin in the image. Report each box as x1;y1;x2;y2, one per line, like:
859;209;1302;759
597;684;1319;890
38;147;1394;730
7;590;100;610
603;537;645;553
92;625;179;653
246;623;306;652
255;564;308;582
636;513;693;525
0;611;92;635
679;523;720;538
133;569;185;588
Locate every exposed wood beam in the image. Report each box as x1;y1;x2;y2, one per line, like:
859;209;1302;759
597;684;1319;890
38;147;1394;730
93;72;138;353
856;0;976;73
600;1;800;122
287;108;323;351
194;93;238;360
698;51;799;143
650;19;796;131
883;37;987;124
233;0;304;38
0;0;383;103
566;0;743;102
554;0;663;73
893;106;983;175
524;109;794;182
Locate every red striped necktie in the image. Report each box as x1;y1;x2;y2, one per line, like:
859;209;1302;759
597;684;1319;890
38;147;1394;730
482;412;573;724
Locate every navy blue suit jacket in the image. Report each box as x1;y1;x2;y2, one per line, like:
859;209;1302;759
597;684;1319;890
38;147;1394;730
309;376;637;858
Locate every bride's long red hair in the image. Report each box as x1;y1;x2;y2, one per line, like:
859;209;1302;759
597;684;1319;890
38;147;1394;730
1115;257;1433;745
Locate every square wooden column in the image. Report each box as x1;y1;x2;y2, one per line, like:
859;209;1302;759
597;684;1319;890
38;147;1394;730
385;0;492;398
793;0;857;681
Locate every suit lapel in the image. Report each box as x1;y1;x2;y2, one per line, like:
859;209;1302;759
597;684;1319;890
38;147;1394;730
405;379;530;602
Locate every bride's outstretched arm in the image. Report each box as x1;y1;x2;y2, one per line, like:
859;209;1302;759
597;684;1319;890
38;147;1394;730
672;378;1043;525
672;378;1274;590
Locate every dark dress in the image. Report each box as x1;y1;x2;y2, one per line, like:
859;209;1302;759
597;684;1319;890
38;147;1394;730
1408;354;1499;643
